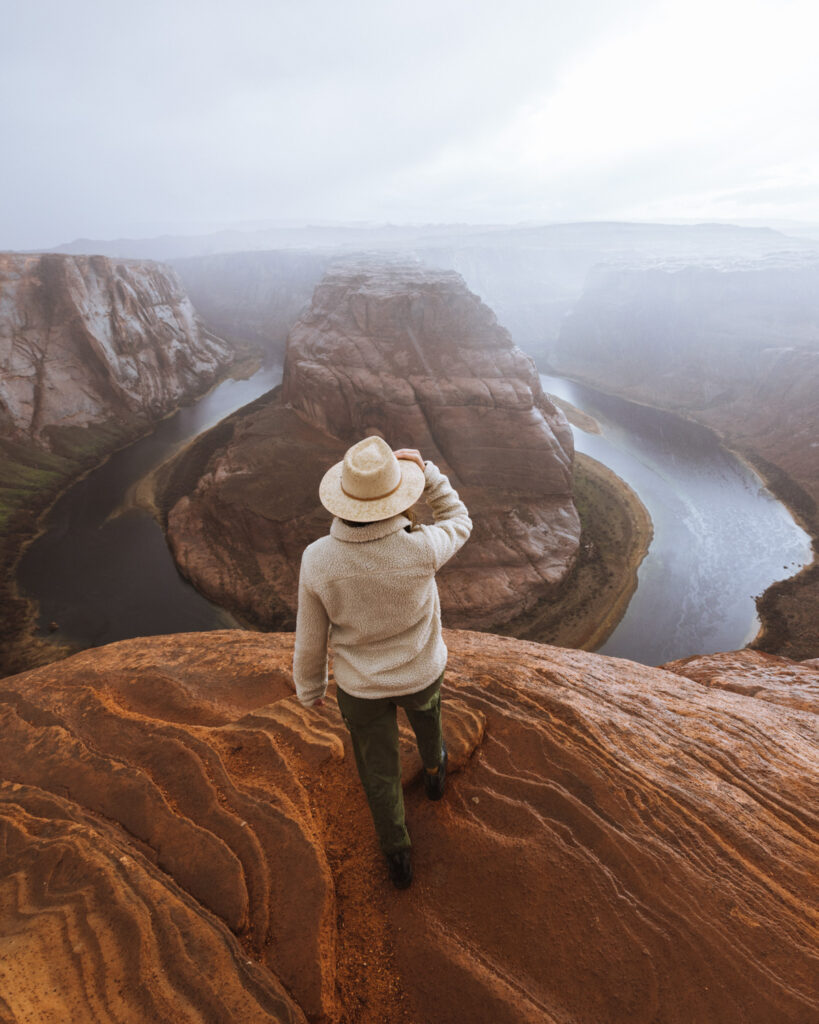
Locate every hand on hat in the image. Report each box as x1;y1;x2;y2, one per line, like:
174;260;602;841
394;448;425;472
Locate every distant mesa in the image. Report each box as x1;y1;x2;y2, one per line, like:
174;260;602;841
161;259;581;631
0;629;815;1022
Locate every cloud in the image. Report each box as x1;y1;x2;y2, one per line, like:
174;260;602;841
2;0;817;247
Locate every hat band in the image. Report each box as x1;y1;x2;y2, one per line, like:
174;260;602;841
340;477;403;502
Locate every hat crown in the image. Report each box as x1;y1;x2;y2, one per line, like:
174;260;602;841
341;436;401;500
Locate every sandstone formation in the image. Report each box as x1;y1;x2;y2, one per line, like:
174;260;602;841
0;629;816;1023
163;261;581;630
549;254;819;659
0;253;232;447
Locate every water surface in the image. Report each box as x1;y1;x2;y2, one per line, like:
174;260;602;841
19;367;282;649
541;374;812;663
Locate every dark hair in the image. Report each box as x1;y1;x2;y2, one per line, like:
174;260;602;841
342;506;418;531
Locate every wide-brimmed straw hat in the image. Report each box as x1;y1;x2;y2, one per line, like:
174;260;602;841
319;436;426;522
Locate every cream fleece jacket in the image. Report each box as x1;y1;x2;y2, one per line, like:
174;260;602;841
293;461;472;706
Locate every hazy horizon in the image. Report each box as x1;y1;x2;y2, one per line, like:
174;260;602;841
4;0;818;250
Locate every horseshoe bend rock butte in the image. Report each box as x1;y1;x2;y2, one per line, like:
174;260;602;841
0;630;816;1023
163;261;581;630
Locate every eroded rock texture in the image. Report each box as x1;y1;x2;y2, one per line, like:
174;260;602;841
0;253;231;447
164;261;580;630
0;630;816;1023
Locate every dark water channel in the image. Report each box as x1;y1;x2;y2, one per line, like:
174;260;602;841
541;374;812;664
17;366;811;666
18;367;283;650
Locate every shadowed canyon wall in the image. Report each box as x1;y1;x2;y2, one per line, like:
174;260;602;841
172;250;328;361
162;261;581;631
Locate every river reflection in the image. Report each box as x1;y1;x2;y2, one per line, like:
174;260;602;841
541;374;812;664
19;367;283;650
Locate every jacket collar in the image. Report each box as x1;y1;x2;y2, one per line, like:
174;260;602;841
330;514;410;543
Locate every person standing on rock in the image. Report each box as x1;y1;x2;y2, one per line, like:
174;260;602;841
293;436;472;889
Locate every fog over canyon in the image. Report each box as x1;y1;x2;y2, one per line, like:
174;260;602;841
0;220;817;1024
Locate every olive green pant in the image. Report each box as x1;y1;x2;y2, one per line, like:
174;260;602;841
336;672;444;855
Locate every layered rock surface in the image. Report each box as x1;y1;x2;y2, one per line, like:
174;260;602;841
0;629;816;1023
164;261;580;630
0;253;232;447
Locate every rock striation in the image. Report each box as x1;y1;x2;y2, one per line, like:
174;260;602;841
164;261;581;630
0;629;816;1023
0;253;232;448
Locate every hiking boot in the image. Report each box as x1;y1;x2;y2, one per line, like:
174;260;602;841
423;742;448;801
386;849;413;889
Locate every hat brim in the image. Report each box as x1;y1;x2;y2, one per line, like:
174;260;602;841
319;459;426;522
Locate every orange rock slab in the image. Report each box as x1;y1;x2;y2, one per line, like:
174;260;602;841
0;629;816;1023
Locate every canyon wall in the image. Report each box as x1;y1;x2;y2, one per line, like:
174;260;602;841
0;629;815;1023
172;250;328;361
0;253;232;448
549;254;819;659
50;220;816;363
163;261;581;631
0;252;234;676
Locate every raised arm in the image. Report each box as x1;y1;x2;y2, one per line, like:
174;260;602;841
293;554;330;707
396;450;472;571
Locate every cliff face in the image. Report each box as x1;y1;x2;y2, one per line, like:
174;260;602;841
551;257;819;488
0;253;232;448
0;629;815;1023
164;261;580;630
172;250;328;361
549;255;819;658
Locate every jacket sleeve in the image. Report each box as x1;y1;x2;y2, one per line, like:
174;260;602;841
292;554;330;706
419;461;473;571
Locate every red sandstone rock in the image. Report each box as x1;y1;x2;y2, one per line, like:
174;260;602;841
164;261;580;630
663;647;819;712
0;630;816;1023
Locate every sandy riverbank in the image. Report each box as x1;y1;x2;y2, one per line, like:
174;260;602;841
497;451;653;651
545;370;818;661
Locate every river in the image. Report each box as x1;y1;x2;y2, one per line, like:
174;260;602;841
540;374;812;664
17;366;812;665
17;367;283;649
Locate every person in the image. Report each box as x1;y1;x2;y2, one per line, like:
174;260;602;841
292;435;472;888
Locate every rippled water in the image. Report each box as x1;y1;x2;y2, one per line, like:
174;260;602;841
541;374;812;664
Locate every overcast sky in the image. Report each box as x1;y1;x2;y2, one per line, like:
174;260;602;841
3;0;818;249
